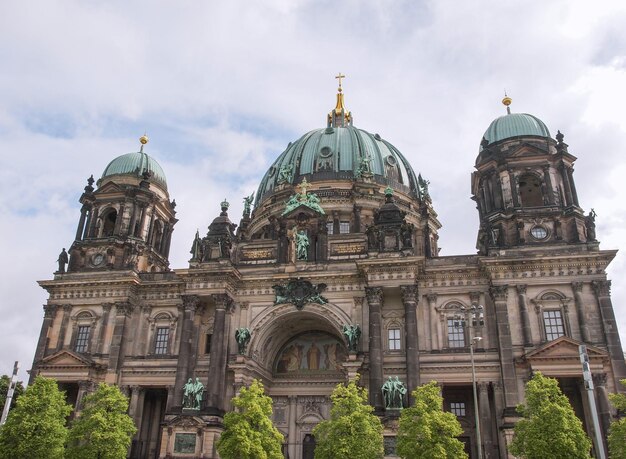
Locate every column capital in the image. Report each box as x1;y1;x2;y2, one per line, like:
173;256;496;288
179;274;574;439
114;302;133;317
592;373;608;387
181;294;199;311
426;293;438;303
43;304;58;319
212;293;234;311
365;287;383;305
101;302;113;313
469;291;481;304
353;296;364;307
571;281;584;293
516;284;527;295
400;285;419;304
489;284;509;302
63;304;73;313
477;381;489;393
592;280;611;297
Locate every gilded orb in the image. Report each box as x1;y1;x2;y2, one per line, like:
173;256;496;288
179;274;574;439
502;96;512;107
139;134;149;145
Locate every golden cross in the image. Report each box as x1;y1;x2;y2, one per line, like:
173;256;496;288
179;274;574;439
335;72;346;92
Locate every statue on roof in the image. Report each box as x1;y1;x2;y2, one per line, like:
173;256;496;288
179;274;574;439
243;193;254;217
277;164;293;184
417;173;430;200
57;248;68;273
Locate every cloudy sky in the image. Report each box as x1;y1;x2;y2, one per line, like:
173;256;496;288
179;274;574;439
1;0;626;382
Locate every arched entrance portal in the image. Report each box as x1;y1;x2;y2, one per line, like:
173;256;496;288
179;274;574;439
245;305;352;459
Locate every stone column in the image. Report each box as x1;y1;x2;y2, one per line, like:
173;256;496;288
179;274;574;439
30;304;58;383
207;294;233;413
129;385;146;435
146;206;156;244
567;167;580;206
134;305;151;356
56;304;73;351
87;206;99;238
542;166;555;205
492;381;507;459
592;280;626;385
95;303;112;355
492;173;503;210
571;282;591;343
516;285;533;347
560;163;574;206
127;202;138;237
509;171;520;208
478;382;495;459
113;202;125;235
353;205;362;233
75;380;93;413
136;204;147;238
365;287;384;412
401;285;420;398
427;294;438;350
288;395;297;459
593;373;611;444
75;205;88;241
490;285;519;409
171;295;198;410
107;302;133;377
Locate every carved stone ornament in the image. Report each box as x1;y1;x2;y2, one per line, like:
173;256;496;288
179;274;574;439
272;278;328;310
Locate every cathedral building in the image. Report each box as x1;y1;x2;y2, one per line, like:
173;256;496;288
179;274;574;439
30;81;625;459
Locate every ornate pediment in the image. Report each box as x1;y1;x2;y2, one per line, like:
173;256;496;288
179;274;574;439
166;415;205;428
95;181;123;194
40;350;96;368
523;336;608;362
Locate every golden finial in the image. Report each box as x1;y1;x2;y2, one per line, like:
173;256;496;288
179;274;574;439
139;133;149;152
502;92;512;114
297;177;310;196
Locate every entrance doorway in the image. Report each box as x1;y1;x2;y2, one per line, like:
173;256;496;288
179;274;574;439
302;434;316;459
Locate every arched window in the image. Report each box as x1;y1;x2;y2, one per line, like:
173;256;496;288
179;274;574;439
518;173;544;207
148;311;177;356
101;209;117;237
71;310;97;353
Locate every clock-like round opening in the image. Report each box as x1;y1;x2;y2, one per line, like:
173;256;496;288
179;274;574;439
530;226;548;240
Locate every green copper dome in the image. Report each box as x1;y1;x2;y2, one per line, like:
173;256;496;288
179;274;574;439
101;152;167;190
256;125;419;205
481;113;551;151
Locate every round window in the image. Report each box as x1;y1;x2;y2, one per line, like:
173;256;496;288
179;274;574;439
385;155;397;166
530;226;548;240
319;147;333;158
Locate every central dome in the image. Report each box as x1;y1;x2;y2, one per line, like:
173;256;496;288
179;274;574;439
256;125;418;205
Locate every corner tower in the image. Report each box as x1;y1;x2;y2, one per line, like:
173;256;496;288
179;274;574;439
68;136;177;272
472;97;593;255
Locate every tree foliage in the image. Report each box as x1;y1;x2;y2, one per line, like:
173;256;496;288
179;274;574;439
313;377;384;459
216;379;284;459
0;374;24;413
510;372;591;459
66;383;137;459
608;379;626;459
0;375;71;459
396;380;467;459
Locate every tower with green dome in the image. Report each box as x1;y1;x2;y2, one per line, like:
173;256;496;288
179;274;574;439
67;134;177;273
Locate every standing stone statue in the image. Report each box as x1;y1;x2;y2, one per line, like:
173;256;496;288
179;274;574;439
57;248;69;273
585;208;597;241
342;324;361;353
382;376;407;409
235;327;251;355
296;230;309;261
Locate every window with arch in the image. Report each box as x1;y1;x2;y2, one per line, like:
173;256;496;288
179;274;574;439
518;173;544;207
101;209;117;237
149;311;177;356
388;328;402;351
71;310;97;353
534;291;570;342
437;301;469;349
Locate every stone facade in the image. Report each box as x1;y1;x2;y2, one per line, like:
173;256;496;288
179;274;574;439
31;93;625;459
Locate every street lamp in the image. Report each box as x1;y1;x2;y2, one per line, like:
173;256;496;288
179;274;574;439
455;304;485;459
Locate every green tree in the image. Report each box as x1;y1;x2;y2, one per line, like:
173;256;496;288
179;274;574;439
0;374;24;413
0;375;71;459
510;371;592;459
396;380;467;459
66;382;137;459
216;379;284;459
608;379;626;459
313;377;384;459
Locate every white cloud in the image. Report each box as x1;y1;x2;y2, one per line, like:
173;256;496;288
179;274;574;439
2;0;626;382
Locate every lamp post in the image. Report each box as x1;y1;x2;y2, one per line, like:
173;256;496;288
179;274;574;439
455;304;485;459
